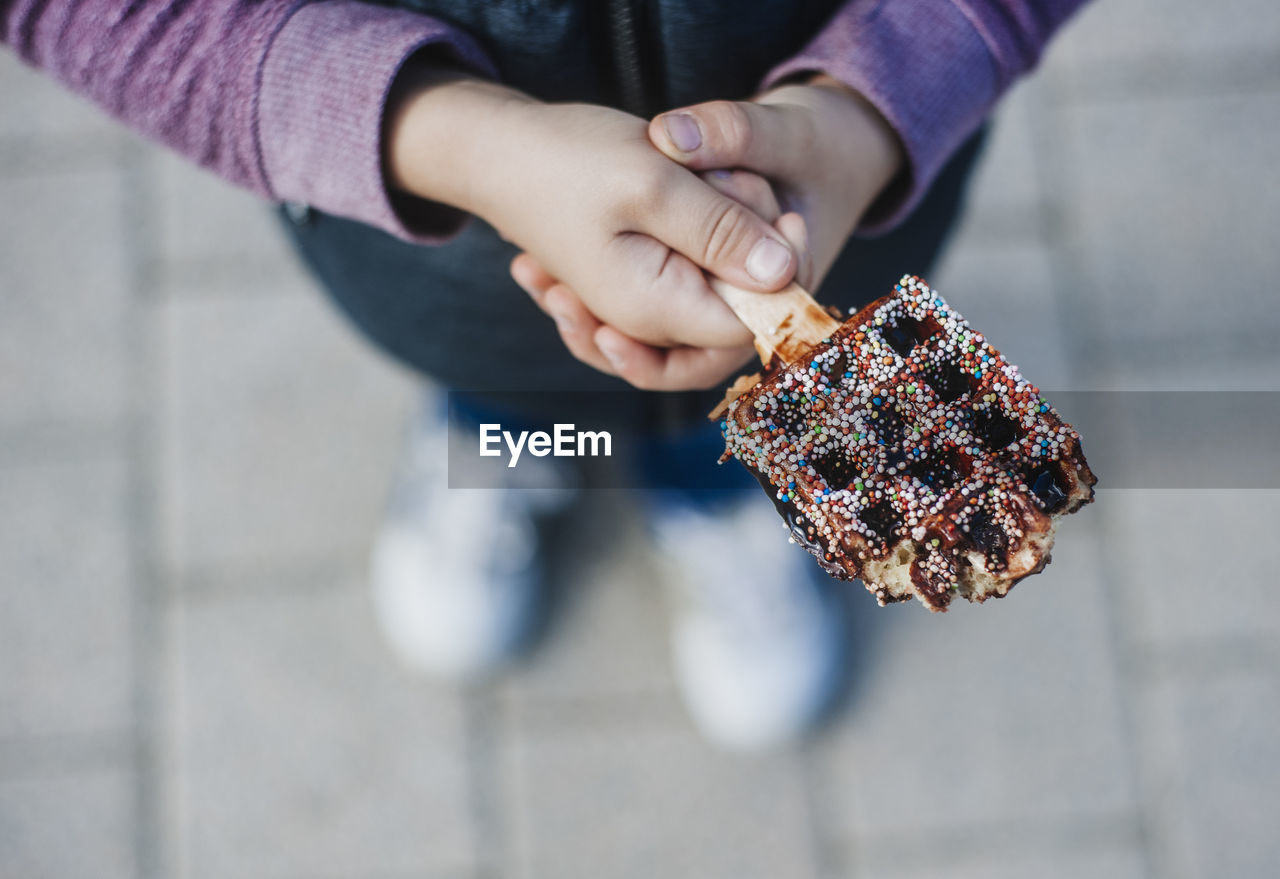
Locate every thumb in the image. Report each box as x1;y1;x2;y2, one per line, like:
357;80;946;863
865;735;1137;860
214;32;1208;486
635;170;797;291
649;100;805;180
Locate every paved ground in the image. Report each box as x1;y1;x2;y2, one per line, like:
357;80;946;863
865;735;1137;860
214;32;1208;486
2;3;1279;877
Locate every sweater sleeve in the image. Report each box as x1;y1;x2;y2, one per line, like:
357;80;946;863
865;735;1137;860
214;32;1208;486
1;0;498;242
763;0;1090;234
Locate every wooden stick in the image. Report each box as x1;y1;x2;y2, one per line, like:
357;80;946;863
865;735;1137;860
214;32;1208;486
710;278;841;366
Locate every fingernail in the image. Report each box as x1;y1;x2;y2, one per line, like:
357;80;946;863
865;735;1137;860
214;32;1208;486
711;168;732;179
663;113;701;152
597;336;625;371
746;237;791;284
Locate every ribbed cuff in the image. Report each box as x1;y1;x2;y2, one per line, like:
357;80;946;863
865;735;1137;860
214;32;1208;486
763;0;999;235
258;1;498;243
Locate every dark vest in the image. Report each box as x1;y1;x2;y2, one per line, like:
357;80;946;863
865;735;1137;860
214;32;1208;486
384;0;844;114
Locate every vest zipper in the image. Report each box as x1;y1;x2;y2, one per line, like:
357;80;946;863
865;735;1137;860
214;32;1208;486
606;0;652;116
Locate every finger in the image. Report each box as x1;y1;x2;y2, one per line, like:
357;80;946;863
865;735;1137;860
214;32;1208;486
699;169;781;224
635;168;796;291
609;231;754;348
542;284;619;377
594;324;755;392
650;100;807;180
509;252;559;304
517;233;751;350
774;211;816;291
612;205;813;349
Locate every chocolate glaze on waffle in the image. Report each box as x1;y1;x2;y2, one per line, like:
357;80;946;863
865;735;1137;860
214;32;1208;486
717;276;1096;611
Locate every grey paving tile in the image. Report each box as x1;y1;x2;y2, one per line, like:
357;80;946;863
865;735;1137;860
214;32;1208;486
1057;93;1280;363
930;239;1072;390
503;717;817;879
1104;489;1280;649
0;455;133;740
1138;670;1280;879
501;500;676;711
0;764;137;879
158;280;415;576
1088;356;1280;390
0;50;125;144
956;80;1046;236
0;170;133;437
810;521;1134;842
1048;0;1280;89
171;579;475;878
150;150;294;280
847;835;1145;879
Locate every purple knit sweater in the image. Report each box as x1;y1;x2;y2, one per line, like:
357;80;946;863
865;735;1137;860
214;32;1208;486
1;0;1086;241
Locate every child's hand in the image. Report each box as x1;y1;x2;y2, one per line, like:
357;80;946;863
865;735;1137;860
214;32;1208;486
501;75;904;391
385;70;799;350
647;75;905;293
510;169;812;389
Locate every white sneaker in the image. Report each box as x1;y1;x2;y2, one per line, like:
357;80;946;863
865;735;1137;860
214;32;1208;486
370;398;576;680
650;492;848;751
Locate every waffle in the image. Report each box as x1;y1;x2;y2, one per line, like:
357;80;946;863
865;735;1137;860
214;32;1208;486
714;275;1096;611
